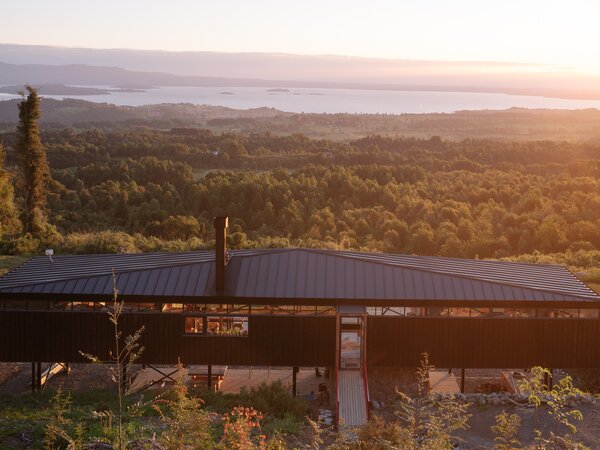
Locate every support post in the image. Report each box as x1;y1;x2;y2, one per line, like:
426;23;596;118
448;368;452;374
460;368;465;393
31;362;35;393
36;362;42;392
207;365;212;390
292;366;298;396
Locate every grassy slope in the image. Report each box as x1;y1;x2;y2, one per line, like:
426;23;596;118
0;256;27;277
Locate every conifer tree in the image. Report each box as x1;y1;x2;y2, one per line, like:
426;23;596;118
16;86;48;235
0;142;21;236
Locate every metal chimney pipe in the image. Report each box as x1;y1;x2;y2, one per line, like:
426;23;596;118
213;216;228;292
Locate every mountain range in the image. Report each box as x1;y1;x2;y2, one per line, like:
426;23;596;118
1;43;600;100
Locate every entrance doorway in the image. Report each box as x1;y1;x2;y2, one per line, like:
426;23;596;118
339;315;364;369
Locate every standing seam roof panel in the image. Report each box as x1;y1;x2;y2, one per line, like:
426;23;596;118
163;266;181;296
178;265;194;296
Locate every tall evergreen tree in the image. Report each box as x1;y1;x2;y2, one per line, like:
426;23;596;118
16;86;48;235
0;142;21;236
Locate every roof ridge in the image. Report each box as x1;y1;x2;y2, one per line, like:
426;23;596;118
228;248;298;258
335;249;567;269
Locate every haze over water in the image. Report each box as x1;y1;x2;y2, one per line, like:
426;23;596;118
3;86;600;114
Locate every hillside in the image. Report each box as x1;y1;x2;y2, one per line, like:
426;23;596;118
2;98;600;141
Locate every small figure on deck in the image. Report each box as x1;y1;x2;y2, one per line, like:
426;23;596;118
318;383;330;405
315;367;322;377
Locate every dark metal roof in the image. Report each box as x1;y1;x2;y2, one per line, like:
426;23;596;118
0;250;263;298
226;249;599;301
0;248;598;303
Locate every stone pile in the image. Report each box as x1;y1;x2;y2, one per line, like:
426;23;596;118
318;408;334;426
431;391;598;407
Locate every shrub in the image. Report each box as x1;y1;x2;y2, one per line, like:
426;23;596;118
238;381;309;420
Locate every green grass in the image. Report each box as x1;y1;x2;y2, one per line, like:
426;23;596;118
0;381;308;447
0;255;27;277
0;389;161;447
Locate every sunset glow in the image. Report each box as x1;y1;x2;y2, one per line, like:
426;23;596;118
2;0;600;74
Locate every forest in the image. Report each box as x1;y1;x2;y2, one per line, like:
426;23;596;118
1;124;600;277
2;91;600;448
3;98;600;141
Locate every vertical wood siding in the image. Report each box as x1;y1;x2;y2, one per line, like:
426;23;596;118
367;317;600;368
0;312;336;367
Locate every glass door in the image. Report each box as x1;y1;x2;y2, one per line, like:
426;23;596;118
339;316;363;369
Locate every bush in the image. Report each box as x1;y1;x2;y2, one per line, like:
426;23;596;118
196;380;309;421
239;381;310;420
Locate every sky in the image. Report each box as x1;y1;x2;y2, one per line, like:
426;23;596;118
2;0;600;73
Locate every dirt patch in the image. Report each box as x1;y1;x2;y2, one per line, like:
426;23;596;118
367;367;418;403
0;363;114;395
0;363;22;385
453;402;600;449
366;367;600;449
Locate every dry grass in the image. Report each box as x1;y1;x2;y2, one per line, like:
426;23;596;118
0;255;27;277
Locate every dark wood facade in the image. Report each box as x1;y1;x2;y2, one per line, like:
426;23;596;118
367;316;600;369
2;310;600;369
0;311;336;367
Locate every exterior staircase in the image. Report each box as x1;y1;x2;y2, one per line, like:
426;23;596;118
337;369;368;427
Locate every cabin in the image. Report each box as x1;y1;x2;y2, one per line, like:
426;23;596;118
1;217;599;426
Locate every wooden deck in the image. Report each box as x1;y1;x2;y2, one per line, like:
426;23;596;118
129;365;227;393
220;367;326;396
338;369;368;427
128;365;329;397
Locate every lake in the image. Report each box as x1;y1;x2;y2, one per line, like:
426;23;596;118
2;86;600;114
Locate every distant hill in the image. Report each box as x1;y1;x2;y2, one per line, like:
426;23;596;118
2;43;600;97
2;52;600;100
0;84;111;95
1;98;600;142
0;97;289;127
0;61;273;88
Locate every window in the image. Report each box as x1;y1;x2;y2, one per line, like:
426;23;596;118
580;309;599;318
207;316;248;336
183;315;248;336
184;317;204;334
163;303;184;312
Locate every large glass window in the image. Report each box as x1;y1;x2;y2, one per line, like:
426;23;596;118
207;316;248;336
183;315;248;336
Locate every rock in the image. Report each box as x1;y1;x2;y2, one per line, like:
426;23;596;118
478;396;486;406
492;398;501;405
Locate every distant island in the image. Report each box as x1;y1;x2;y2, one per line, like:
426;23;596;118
219;91;234;95
112;83;154;91
267;88;290;93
